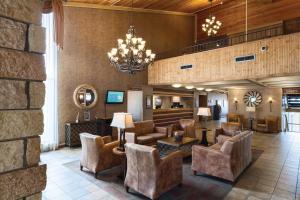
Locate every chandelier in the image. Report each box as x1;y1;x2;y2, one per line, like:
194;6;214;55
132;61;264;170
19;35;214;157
202;0;222;36
107;25;155;74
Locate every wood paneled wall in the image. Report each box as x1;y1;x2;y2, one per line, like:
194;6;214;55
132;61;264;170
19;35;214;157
148;32;300;85
196;0;300;41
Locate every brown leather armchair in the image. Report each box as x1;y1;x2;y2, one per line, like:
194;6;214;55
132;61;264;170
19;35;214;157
255;116;279;133
171;119;196;138
227;113;244;129
215;122;241;143
79;133;122;177
124;143;183;200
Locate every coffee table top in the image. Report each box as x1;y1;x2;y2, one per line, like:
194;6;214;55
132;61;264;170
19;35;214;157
157;137;198;147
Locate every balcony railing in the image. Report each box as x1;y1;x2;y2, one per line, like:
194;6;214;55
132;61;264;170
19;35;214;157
156;17;300;60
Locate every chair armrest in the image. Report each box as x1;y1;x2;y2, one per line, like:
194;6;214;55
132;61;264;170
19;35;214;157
160;151;183;165
217;135;231;145
102;136;112;144
125;132;137;143
192;145;228;158
155;126;168;134
103;140;119;151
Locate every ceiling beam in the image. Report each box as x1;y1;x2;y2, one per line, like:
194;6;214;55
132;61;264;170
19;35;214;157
247;79;268;87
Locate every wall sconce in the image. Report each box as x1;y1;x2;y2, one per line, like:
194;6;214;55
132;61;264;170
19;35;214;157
234;98;238;111
268;97;273;112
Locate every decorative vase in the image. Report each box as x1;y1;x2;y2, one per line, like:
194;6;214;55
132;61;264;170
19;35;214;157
174;131;183;142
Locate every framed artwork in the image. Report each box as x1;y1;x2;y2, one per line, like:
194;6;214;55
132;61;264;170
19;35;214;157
146;95;153;109
83;110;91;121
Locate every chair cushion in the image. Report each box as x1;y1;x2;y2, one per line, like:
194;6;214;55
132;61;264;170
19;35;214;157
220;140;234;155
147;133;166;140
137;135;155;145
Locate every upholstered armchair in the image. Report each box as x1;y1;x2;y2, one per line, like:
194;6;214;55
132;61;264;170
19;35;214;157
79;133;122;177
192;131;253;182
227;113;244;129
214;122;241;143
255;116;279;133
125;143;183;200
171;119;196;138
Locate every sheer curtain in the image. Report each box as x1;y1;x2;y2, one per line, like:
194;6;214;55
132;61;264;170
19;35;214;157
41;13;59;152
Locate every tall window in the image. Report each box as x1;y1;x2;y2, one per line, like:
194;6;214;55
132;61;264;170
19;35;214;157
41;13;59;151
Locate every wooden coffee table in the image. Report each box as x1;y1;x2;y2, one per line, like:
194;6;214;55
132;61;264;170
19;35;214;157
157;137;199;157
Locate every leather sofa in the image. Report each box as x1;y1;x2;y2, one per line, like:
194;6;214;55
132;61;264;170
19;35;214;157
255;116;280;133
171;119;196;138
192;130;253;182
79;133;122;177
215;122;241;143
124;143;183;200
227;113;244;129
125;120;168;145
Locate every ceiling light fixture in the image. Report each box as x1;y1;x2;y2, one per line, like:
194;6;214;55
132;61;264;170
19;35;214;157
205;88;213;92
107;0;155;74
172;83;182;88
196;87;204;91
202;0;222;36
185;85;194;90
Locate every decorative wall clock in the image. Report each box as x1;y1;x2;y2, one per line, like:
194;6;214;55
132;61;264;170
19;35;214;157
243;91;262;107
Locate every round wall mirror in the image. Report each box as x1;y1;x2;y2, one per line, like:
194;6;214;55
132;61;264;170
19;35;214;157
73;84;98;109
243;91;262;107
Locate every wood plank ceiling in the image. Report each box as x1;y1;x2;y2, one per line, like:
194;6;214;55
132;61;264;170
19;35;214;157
66;0;224;13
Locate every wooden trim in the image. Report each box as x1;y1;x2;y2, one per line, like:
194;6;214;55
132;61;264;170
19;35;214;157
64;2;194;16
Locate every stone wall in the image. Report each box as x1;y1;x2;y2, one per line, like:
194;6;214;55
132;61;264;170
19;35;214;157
0;0;46;199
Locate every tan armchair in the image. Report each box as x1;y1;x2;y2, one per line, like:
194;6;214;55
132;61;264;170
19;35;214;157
215;122;241;143
255;116;280;133
79;133;122;177
227;113;244;129
125;120;168;145
171;119;196;138
192;131;253;182
124;143;183;200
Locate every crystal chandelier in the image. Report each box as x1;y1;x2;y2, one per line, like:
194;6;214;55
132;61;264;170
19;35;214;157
202;0;222;36
107;25;156;74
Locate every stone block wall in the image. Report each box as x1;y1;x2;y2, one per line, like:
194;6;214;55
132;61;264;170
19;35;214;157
0;0;47;199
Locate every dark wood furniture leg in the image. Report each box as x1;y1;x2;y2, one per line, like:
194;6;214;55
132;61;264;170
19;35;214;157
200;129;208;146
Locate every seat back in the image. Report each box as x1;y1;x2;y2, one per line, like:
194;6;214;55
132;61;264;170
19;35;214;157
221;122;241;136
179;119;195;129
126;120;154;136
125;143;160;195
79;133;104;171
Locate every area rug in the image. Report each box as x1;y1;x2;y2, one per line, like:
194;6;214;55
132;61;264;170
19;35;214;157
64;149;263;200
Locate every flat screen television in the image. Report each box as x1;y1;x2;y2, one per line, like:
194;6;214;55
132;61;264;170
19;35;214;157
106;90;125;104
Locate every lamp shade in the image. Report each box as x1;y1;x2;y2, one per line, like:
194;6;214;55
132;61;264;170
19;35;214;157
246;106;256;112
197;107;211;117
172;96;180;103
111;112;135;129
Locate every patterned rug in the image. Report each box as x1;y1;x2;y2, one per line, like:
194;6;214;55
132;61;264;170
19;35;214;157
64;149;263;200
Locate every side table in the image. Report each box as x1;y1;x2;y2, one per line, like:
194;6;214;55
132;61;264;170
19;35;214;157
113;147;127;179
200;128;211;146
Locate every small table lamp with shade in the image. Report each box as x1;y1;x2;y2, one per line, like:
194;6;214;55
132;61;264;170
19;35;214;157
111;112;135;152
197;107;211;146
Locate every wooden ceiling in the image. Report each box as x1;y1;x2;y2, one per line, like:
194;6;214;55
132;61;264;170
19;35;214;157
66;0;224;13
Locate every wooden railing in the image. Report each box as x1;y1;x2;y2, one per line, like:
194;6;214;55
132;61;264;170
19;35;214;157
156;17;300;60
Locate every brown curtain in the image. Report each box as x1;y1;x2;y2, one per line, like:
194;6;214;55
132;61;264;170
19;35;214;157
43;0;64;50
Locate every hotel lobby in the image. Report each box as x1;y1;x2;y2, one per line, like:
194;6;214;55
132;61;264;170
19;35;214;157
1;0;300;200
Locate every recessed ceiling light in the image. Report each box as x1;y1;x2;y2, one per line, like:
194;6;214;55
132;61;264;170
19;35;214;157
172;83;182;88
196;88;204;91
185;85;194;90
205;88;213;92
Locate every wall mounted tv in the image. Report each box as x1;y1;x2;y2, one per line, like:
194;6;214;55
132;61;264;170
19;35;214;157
106;90;125;104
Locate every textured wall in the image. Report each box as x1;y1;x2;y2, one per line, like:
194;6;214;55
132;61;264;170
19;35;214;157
59;6;195;144
228;87;282;129
0;0;46;199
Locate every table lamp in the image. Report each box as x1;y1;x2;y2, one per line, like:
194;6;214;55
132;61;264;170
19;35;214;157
197;107;211;129
246;106;256;130
111;112;134;151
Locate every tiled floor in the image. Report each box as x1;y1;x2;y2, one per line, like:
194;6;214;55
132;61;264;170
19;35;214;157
41;129;300;200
